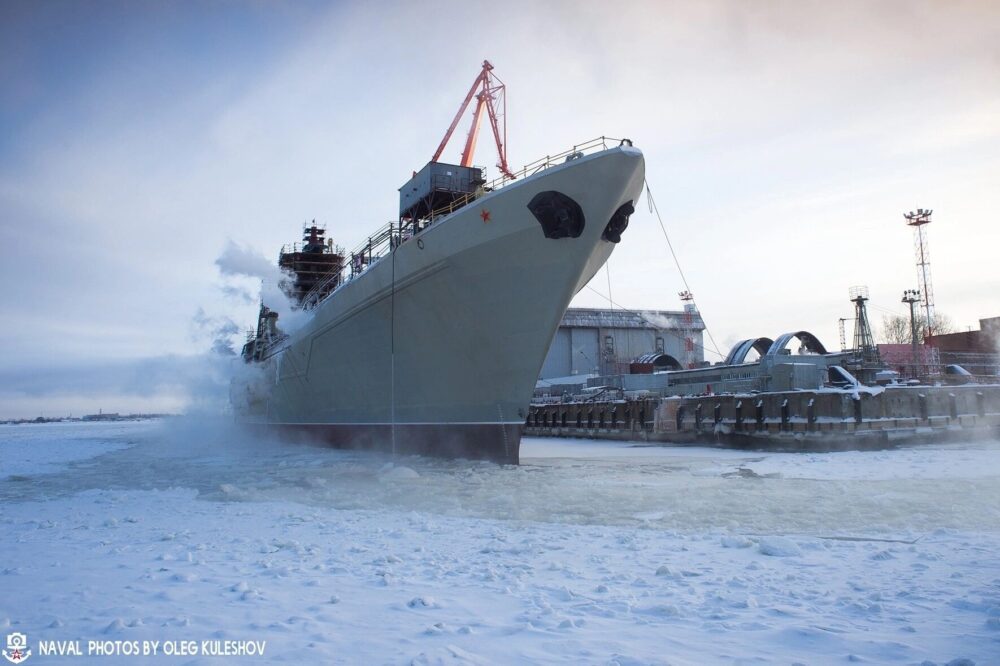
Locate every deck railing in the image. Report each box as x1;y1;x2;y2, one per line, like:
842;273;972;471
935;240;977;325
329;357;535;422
425;136;632;222
295;136;633;314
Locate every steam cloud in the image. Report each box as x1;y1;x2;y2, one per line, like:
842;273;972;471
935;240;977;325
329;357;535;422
220;284;254;305
191;308;240;356
215;240;311;334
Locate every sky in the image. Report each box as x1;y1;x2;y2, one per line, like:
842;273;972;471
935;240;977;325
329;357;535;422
1;0;998;418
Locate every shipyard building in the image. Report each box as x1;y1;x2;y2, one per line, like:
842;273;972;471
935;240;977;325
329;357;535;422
540;306;705;380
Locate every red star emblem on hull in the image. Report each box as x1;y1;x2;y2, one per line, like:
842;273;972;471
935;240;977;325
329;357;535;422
480;209;491;223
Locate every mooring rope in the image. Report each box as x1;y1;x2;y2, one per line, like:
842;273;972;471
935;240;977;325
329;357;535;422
583;284;725;361
644;181;723;358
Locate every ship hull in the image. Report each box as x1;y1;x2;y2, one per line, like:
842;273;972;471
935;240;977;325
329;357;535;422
234;145;645;464
244;422;523;462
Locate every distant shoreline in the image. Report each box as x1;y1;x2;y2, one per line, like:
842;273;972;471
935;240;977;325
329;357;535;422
0;414;178;426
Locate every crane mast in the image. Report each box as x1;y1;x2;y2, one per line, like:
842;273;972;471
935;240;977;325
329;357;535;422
432;60;514;179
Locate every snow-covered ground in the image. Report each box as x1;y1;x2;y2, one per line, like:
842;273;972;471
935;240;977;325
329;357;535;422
1;420;998;665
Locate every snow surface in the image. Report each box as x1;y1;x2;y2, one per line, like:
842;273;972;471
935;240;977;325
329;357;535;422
2;420;998;664
0;421;156;477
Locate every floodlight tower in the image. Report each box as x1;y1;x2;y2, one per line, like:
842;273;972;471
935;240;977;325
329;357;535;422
901;288;921;376
904;209;935;337
679;290;696;369
901;289;921;345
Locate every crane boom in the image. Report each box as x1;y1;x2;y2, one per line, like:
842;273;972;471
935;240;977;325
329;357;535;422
431;60;514;179
432;68;488;165
461;93;488;167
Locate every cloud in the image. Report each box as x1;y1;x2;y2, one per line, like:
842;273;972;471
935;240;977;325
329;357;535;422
0;354;208;402
0;352;255;419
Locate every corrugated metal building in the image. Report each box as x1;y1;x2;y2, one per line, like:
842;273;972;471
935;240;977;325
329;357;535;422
540;306;705;379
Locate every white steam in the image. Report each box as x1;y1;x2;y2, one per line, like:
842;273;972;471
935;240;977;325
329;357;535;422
191;307;239;356
220;284;254;305
215;240;311;334
170;240;307;419
641;314;682;330
215;240;277;278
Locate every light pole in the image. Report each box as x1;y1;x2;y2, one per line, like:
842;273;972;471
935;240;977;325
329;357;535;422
902;289;921;377
904;209;935;337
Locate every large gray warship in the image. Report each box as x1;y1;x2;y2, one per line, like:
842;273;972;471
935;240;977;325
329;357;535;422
232;65;644;463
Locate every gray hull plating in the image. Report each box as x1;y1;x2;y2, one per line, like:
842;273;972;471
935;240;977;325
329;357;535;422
236;146;646;463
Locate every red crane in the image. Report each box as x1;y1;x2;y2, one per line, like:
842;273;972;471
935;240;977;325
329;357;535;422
431;60;514;179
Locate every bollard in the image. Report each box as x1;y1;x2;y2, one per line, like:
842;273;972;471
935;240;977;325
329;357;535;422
694;403;703;430
854;395;863;424
948;393;957;421
918;393;928;421
781;399;790;432
976;392;986;418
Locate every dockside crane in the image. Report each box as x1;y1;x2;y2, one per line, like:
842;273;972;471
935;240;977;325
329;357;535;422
432;60;514;179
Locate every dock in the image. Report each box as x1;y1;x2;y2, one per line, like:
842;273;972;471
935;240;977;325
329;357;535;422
526;384;1000;450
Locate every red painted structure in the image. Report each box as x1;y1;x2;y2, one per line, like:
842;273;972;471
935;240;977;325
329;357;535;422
431;60;514;179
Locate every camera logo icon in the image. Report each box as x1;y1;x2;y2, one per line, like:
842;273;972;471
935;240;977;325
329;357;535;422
2;633;31;663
